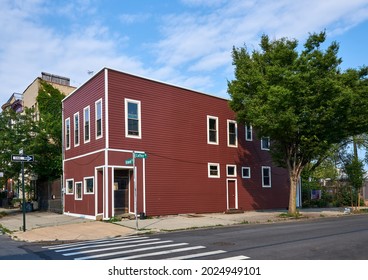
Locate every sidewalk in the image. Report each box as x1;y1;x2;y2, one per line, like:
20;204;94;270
0;207;352;243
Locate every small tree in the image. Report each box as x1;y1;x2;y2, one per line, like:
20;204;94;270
228;31;368;215
344;155;364;210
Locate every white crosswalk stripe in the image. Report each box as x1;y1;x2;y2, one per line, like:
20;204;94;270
43;236;250;260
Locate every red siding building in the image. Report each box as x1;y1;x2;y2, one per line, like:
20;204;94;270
62;68;289;220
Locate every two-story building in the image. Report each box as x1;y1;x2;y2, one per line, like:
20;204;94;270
62;68;289;220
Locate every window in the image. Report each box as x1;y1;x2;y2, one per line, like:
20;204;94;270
84;177;94;194
261;137;270;150
75;182;82;200
65;118;70;150
227;165;237;177
74;112;80;147
95;99;102;139
245;124;252;141
84;106;90;143
207;116;219;145
242;167;251;178
66;179;74;194
208;163;220;178
227;120;238;147
125;99;141;138
262;166;271;188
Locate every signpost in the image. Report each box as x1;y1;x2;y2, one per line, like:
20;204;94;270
11;152;34;232
131;151;147;230
125;158;133;165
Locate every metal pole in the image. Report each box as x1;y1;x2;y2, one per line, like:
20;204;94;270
22;161;26;232
133;151;138;230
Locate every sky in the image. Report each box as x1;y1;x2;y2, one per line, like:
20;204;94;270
1;0;368;107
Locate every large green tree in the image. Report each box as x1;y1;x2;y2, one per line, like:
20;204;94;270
228;31;368;215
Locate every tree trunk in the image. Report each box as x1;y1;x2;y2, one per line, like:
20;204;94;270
288;171;299;215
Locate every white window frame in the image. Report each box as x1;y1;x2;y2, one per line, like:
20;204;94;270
242;167;251;179
84;176;94;194
74;112;80;147
262;166;271;188
83;106;90;144
226;164;237;177
208;163;220;178
95;99;103;139
125;98;142;139
261;137;270;150
75;181;83;200
65;179;74;194
65;117;70;150
245;124;253;141
227;120;238;147
207;116;219;145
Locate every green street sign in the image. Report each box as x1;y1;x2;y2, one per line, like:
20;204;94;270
134;152;147;159
125;158;133;165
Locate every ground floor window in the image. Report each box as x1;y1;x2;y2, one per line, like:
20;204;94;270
262;166;271;188
75;181;83;200
208;163;220;178
242;167;251;178
226;164;237;177
84;177;94;194
66;179;74;194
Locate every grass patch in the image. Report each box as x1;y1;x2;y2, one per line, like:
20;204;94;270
105;216;121;223
278;212;303;219
0;211;8;219
0;224;12;234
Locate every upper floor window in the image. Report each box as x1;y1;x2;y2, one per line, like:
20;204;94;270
207;116;218;145
84;106;90;143
245;124;252;141
261;137;270;150
65;118;70;150
262;166;271;188
227;120;238;147
74;112;80;147
95;99;103;139
125;99;141;139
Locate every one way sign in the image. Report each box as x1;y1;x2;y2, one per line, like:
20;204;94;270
11;155;34;162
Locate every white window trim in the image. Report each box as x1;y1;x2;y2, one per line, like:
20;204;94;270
75;181;83;200
245;124;253;141
227;120;238;148
207;115;219;145
262;166;272;188
261;137;270;150
208;163;220;178
95;99;103;140
84;176;94;194
73;112;80;147
125;98;142;139
83;106;90;144
242;167;251;179
65;179;74;194
65;117;71;150
226;164;237;177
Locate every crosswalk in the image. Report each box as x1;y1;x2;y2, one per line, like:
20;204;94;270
42;235;250;260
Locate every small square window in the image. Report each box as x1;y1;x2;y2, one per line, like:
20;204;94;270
227;165;237;177
208;163;220;178
242;167;251;178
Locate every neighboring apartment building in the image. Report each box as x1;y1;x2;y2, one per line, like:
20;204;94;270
62;68;289;220
1;72;76;210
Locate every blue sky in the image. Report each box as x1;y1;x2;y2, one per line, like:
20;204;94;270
1;0;368;107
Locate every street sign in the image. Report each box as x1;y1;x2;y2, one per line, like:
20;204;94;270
11;155;34;162
134;152;147;159
125;158;133;165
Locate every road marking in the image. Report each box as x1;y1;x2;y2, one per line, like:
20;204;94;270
56;237;158;253
63;240;173;256
112;246;206;260
165;250;226;260
44;236;147;250
221;255;250;260
75;242;189;260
